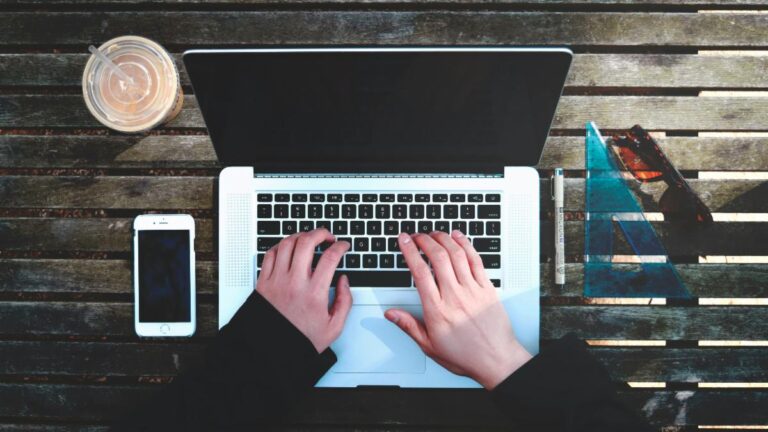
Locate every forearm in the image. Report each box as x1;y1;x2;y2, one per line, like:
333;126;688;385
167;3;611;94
113;291;336;431
491;333;652;431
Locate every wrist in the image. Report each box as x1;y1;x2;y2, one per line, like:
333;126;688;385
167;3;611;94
478;341;533;390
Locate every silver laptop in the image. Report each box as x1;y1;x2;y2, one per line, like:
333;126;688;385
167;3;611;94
184;47;572;388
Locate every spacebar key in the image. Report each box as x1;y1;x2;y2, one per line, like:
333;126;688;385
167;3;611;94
335;271;412;287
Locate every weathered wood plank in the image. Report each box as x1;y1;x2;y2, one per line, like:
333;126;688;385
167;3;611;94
0;177;213;209
3;260;767;298
6;54;768;89
4;135;768;171
4;95;768;131
5;0;768;5
2;12;767;47
1;302;766;339
0;218;214;253
2;340;767;383
0;383;766;426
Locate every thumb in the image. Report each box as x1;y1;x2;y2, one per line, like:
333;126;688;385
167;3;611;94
329;274;353;330
385;308;431;353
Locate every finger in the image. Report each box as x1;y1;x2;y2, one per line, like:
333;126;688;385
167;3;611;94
275;233;300;272
412;232;460;292
451;229;490;286
384;309;432;354
312;240;350;290
329;274;353;335
429;230;474;286
398;233;440;305
291;229;335;274
259;245;278;280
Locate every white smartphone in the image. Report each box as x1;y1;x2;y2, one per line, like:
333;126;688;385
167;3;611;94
133;214;196;337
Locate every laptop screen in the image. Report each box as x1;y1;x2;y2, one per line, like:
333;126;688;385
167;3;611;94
184;49;571;173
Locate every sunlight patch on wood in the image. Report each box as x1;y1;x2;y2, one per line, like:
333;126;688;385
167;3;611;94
699;383;768;388
584;298;665;305
699;256;768;264
586;340;666;346
699;426;768;430
699;299;768;305
628;382;666;388
698;341;768;347
698;172;768;180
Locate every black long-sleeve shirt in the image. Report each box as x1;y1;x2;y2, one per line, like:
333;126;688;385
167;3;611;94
114;292;652;431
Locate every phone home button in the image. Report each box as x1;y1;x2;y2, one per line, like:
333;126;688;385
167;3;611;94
160;324;170;335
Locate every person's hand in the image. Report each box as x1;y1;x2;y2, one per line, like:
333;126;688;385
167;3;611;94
385;230;532;389
256;228;352;353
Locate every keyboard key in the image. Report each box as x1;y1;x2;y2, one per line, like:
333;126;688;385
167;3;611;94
282;221;297;235
325;204;339;219
367;221;382;235
388;237;400;252
274;204;289;218
432;194;448;202
292;194;307;202
486;194;501;202
393;205;407;219
291;204;306;219
468;194;483;202
354;238;369;252
478;205;501;219
486;221;500;236
345;194;360;202
363;194;377;202
328;194;342;202
257;237;281;251
397;194;413;202
396;254;408;268
310;193;325;202
342;204;356;219
409;204;424;219
275;194;290;202
257;253;265;267
474;237;501;252
336;270;411;287
452;221;467;234
401;221;416;234
351;221;365;235
480;254;501;269
338;237;352;246
257;221;280;235
257;193;272;202
426;205;441;219
359;205;374;219
316;220;331;231
300;221;314;232
318;241;333;251
308;204;322;218
257;204;271;218
380;254;395;268
450;194;465;202
415;194;430;202
346;254;361;268
380;194;395;202
384;221;399;235
444;205;458;219
469;221;484;235
371;237;386;251
363;254;378;268
418;221;433;233
490;279;501;288
312;253;322;268
376;204;390;219
435;221;450;232
333;221;348;235
460;205;475;219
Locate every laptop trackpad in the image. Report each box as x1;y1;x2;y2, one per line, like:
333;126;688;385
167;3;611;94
331;306;426;374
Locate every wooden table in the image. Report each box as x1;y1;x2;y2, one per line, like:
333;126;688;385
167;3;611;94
1;0;767;430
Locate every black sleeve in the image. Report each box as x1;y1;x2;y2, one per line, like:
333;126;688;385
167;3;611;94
113;291;337;431
491;333;653;431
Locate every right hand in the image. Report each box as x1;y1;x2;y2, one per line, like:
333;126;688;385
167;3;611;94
385;230;532;390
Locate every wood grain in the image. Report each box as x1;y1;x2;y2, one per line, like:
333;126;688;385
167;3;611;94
2;12;767;47
4;0;768;5
4;95;768;131
5;54;768;89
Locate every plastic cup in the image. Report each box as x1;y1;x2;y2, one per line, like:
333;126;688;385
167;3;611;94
82;36;183;133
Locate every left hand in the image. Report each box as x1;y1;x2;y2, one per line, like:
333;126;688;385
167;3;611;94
256;228;352;353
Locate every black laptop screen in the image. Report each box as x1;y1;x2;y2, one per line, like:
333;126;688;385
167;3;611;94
184;49;571;173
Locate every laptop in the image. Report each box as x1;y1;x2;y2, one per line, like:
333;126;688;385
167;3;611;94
183;47;572;388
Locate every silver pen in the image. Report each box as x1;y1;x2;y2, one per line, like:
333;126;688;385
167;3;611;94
553;168;565;287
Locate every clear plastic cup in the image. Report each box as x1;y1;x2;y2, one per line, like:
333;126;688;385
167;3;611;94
82;36;183;133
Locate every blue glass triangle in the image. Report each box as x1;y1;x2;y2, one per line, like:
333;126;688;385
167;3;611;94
584;122;690;298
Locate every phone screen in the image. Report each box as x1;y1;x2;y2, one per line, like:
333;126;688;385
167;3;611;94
137;230;191;322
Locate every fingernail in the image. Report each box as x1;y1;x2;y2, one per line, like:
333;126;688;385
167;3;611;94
399;233;411;244
452;230;464;238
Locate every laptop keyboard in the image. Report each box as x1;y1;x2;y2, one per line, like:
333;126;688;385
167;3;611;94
255;192;502;288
